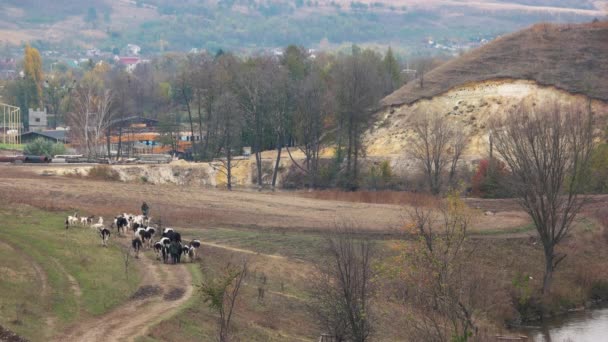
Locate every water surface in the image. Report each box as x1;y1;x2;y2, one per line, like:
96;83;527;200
521;307;608;342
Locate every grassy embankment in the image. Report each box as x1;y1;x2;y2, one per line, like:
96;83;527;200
139;215;608;341
0;205;141;341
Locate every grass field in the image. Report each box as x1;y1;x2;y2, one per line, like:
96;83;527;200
1;167;608;340
0;143;23;151
0;205;141;341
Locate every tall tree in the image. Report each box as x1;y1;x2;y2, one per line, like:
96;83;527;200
332;46;384;189
212;91;243;190
173;65;196;159
234;57;275;188
382;46;401;94
287;66;330;188
14;44;45;129
491;99;594;295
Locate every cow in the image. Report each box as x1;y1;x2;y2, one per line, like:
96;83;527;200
100;228;111;247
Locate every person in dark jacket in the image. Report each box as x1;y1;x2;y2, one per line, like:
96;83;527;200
141;201;149;217
169;240;181;264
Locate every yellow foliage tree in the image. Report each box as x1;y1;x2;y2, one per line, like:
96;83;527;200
23;44;44;107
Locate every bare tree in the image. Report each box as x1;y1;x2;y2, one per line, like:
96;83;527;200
309;225;375;342
267;66;290;190
405;192;477;341
286;67;330;188
69;84;114;157
411;57;436;89
233;57;276;189
211;91;243;190
199;261;248;342
490;99;594;295
174;63;196;159
409;112;467;195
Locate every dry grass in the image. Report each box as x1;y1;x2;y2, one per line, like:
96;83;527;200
382;21;608;107
298;189;438;206
2;166;608;340
85;165;121;181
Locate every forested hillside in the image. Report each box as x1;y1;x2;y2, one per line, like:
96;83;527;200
1;0;604;53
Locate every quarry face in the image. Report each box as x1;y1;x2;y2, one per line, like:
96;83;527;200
365;79;608;168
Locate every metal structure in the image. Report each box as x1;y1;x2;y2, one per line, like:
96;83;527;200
1;103;21;145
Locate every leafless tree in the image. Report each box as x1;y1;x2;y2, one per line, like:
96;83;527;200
211;91;243;190
287;68;330;188
309;225;376;342
409;112;467;195
267;66;290;189
68;84;114;157
411;57;437;89
490;99;595;295
233;57;277;189
199;261;248;342
405;193;477;341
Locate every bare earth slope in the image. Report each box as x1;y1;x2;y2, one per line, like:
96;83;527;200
382;21;608;107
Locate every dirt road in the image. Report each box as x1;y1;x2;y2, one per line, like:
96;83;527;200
54;246;194;342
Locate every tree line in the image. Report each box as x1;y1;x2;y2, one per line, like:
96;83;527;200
3;44;406;190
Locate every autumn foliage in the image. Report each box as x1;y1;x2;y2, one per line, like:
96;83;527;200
471;158;509;198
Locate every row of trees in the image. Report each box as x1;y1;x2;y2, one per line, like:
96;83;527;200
3;44;406;179
165;45;402;189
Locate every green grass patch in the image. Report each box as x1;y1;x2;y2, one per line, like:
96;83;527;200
198;228;325;261
472;223;536;236
0;205;142;340
0;143;23;151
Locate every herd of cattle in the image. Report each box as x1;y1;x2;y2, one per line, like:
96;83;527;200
65;213;201;263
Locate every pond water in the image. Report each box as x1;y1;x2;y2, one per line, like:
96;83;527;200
519;307;608;342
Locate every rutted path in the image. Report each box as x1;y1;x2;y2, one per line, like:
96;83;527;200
53;244;194;342
0;240;56;335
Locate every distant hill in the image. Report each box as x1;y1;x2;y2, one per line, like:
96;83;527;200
382;21;608;106
365;21;608;163
0;0;605;53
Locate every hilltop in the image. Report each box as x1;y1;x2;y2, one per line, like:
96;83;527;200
382;21;608;106
366;21;608;162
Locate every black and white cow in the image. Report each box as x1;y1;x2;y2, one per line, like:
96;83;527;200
153;241;164;260
66;214;79;228
189;239;201;261
115;216;129;235
159;237;171;263
100;228;111;247
132;238;143;258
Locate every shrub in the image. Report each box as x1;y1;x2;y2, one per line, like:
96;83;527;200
580;143;608;193
87;165;120;181
471;158;510;198
23;138;66;157
365;160;394;190
590;280;608;301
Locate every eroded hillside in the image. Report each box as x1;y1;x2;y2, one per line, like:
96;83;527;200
366;79;608;167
